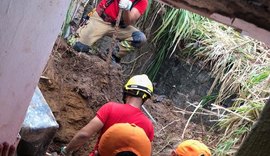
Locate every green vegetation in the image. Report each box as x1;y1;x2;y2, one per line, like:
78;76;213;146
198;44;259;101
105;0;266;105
145;4;270;155
63;1;270;154
145;8;205;80
62;1;77;37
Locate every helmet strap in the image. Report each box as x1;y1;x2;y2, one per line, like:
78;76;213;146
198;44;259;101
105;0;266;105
122;90;149;104
122;92;127;103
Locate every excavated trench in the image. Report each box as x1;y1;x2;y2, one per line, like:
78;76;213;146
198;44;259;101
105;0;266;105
38;38;220;155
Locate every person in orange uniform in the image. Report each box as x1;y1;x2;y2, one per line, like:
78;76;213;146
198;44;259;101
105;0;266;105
98;123;151;156
171;140;211;156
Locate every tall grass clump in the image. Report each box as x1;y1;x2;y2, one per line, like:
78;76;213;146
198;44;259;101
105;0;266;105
146;4;270;155
145;7;205;80
62;0;81;37
183;18;270;156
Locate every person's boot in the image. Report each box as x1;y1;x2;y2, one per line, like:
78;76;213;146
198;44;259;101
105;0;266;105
73;41;92;53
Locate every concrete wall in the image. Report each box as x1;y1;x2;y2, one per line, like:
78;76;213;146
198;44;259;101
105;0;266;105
0;0;70;144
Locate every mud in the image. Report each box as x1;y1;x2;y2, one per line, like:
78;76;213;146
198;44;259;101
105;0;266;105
39;38;218;155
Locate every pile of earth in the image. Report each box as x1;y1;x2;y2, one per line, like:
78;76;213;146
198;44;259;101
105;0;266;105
39;38;218;155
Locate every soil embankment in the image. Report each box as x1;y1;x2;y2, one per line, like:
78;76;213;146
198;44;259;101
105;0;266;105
40;38;217;155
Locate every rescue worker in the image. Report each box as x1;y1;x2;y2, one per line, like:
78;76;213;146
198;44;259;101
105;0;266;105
0;142;15;156
60;74;154;156
72;0;148;62
98;123;151;156
171;139;211;156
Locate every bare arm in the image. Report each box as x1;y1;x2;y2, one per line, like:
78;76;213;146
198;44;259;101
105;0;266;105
122;7;141;25
65;116;104;153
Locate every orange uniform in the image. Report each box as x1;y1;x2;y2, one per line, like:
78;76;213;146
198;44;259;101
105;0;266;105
98;123;151;156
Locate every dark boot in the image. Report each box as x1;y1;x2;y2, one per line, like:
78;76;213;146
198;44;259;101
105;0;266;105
73;42;91;53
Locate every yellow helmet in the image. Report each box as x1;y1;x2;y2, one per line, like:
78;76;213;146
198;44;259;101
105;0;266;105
124;74;153;100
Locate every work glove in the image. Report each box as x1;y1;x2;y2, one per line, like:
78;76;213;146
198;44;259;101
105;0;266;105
119;0;132;11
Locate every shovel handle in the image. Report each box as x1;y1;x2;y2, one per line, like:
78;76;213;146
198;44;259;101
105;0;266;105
106;9;123;65
115;9;123;28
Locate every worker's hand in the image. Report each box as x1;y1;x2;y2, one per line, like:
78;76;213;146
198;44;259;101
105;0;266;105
0;142;15;156
119;0;132;10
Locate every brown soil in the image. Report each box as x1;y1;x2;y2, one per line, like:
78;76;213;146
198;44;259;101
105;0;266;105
39;38;217;155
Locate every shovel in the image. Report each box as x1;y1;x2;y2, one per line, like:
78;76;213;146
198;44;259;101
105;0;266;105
106;9;123;66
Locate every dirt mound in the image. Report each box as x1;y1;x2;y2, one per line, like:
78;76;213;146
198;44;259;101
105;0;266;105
40;39;123;155
40;38;217;155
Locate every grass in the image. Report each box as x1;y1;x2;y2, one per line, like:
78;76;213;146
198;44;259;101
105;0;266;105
185;21;270;104
183;19;270;155
145;7;205;80
62;0;78;37
143;3;270;155
201;94;217;106
63;1;270;154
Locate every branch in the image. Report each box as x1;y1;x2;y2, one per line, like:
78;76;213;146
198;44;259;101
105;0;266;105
181;101;202;139
211;104;255;123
